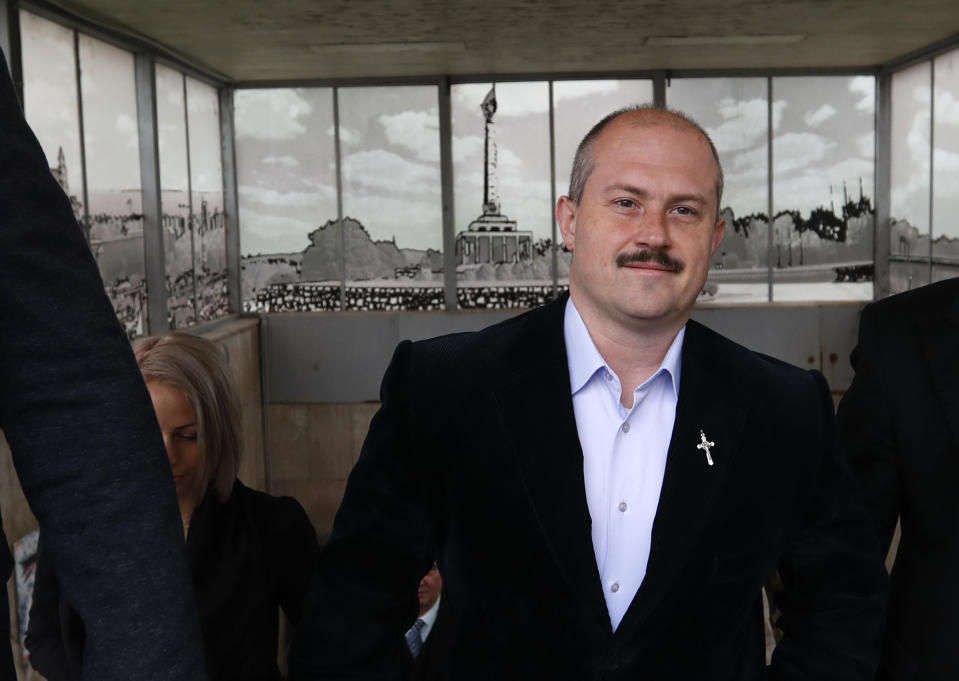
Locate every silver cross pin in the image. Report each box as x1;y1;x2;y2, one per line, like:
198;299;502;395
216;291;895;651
697;429;715;466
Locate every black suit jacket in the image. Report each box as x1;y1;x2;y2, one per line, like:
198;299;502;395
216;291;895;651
838;278;959;681
0;49;206;680
290;295;887;680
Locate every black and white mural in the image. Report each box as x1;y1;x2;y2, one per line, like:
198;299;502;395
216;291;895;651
890;48;959;294
668;76;875;303
21;11;149;336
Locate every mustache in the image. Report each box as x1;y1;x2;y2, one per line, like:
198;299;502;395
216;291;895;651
615;249;685;273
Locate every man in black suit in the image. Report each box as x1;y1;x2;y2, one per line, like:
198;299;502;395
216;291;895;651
838;277;959;681
289;106;887;680
0;48;206;680
406;563;449;681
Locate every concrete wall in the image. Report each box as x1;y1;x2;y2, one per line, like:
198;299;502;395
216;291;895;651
0;315;264;679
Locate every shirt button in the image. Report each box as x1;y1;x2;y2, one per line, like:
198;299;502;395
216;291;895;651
621;422;630;434
618;501;627;512
604;372;612;381
610;582;620;593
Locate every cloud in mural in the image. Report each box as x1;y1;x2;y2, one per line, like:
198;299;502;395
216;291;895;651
708;98;784;154
378;110;440;162
552;80;621;103
773;132;837;174
263;155;301;168
849;76;875;113
804;104;837;127
453;135;483;164
235;89;312;141
857;132;875;158
240;208;315;256
935;89;959;126
325;125;360;144
239;184;335;208
341;149;440;196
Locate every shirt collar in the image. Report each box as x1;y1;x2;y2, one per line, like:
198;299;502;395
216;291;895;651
419;594;441;638
563;297;684;398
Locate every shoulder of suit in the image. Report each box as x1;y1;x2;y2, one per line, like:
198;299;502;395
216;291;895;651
864;278;959;326
229;479;312;527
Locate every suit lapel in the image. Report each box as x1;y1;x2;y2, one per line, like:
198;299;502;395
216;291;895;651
615;320;747;639
920;288;959;450
493;297;612;634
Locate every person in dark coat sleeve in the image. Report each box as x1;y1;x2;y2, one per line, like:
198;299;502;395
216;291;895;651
838;277;959;681
0;47;206;681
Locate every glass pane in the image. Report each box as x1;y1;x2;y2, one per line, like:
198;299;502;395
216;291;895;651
933;48;959;284
78;35;147;338
338;86;444;310
667;78;770;304
236;88;338;312
553;79;654;297
452;82;552;309
20;11;85;219
771;76;875;302
186;77;228;321
890;62;932;294
156;64;195;328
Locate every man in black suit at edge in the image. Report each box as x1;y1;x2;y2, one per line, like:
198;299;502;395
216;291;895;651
838;277;959;681
406;563;449;681
0;48;206;681
289;105;887;680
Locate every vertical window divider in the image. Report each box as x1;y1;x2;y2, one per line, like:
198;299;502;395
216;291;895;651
1;0;23;104
874;72;892;299
135;52;168;335
182;74;198;323
928;60;935;283
766;76;774;302
548;80;558;299
74;30;90;244
220;85;241;315
438;76;457;310
332;86;346;311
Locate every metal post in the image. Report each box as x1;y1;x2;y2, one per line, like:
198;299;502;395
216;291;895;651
333;86;346;310
0;0;22;105
134;53;169;335
548;79;558;299
767;76;775;302
874;72;892;299
220;86;242;314
438;76;457;310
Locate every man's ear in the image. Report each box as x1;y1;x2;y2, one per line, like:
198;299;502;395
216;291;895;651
711;218;726;255
556;196;577;251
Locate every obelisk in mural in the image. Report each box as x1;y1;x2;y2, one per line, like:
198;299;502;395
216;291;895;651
455;85;532;266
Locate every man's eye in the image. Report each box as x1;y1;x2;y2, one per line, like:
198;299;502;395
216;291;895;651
673;206;696;216
614;199;636;208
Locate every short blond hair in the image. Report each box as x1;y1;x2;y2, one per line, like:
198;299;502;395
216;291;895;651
134;332;241;505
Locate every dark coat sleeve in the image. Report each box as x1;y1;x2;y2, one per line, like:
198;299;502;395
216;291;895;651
769;371;888;681
0;49;207;681
26;543;81;681
268;496;321;625
836;304;901;553
288;341;427;681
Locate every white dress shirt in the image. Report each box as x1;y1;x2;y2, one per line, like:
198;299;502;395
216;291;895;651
418;594;440;642
564;298;683;631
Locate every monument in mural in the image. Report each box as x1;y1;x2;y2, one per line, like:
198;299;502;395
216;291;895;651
455;86;533;268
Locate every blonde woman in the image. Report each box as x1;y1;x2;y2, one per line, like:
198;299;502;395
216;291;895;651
28;332;319;681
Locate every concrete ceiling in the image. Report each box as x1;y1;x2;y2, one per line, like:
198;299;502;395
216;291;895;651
45;0;959;82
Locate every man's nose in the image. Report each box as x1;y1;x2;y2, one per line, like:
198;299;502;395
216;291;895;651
633;208;669;248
